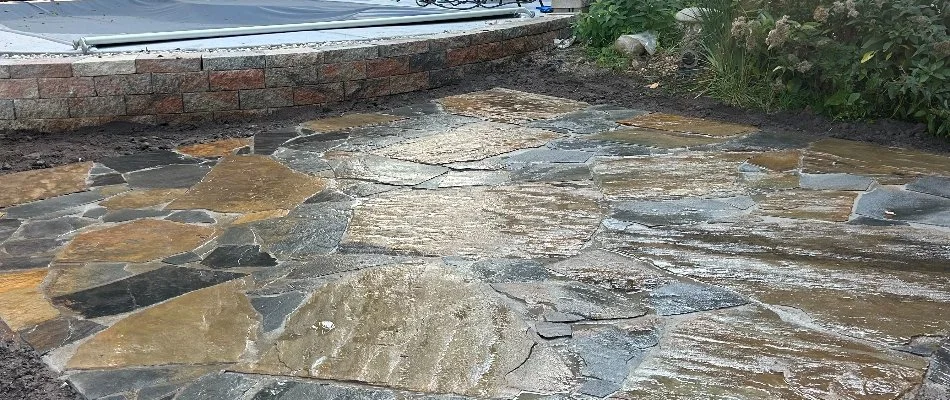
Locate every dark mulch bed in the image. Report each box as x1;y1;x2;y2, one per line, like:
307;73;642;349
0;323;80;400
1;48;948;175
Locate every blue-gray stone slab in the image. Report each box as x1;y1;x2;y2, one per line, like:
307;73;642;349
250;380;394;400
577;379;622;398
720;130;815;150
527;109;620;135
586;105;651;121
2;238;65;255
846;216;909;226
201;245;278;269
649;282;747;316
799;173;874;191
511;163;592;182
91;173;126;187
18;316;104;354
284;254;405;279
387;102;443;117
504;148;593;165
82;207;108;219
3;190;105;219
254;128;299;155
854;187;950;227
102;209;171;223
52;266;246;318
124;164;211;189
907;176;950;199
610;197;755;227
100;151;200;173
282;131;349;153
0;219;20;242
250;204;350;260
0;255;53;271
166;210;215;224
536;321;572;339
68;367;209;400
174;372;260;400
927;339;950;385
162;251;201;265
250;292;306;332
216;226;257;245
547;138;653;157
443;258;554;283
270;148;332;176
572;326;658;390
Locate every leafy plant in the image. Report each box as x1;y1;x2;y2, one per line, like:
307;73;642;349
575;0;690;48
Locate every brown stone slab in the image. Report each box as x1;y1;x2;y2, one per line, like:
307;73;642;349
243;262;531;397
618;113;758;137
754;190;858;222
99;189;187;209
0;270;59;331
591;127;728;148
803;138;950;184
176;138;251;158
0;162;92;208
747;150;801;172
623;306;925;398
592;153;749;200
343;183;604;259
301;113;401;133
438;88;588;123
58;220;216;263
167;155;327;213
375;121;560;164
67;280;258;369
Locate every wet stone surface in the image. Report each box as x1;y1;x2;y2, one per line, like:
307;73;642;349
1;89;949;400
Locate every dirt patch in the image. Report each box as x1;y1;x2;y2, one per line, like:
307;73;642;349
1;46;947;175
0;322;80;400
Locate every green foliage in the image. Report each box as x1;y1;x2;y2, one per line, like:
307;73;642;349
586;46;632;70
575;0;689;48
697;0;950;136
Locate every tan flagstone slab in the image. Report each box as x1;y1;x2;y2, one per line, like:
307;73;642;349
45;263;162;297
243;261;532;397
99;189;187;209
803;138;950;184
600;219;950;344
67;280;258;369
167;155;327;213
747;150;801;172
592;153;749;200
591;127;729;148
0;270;60;331
437;88;588;124
232;209;290;225
374;121;560;165
622;305;926;399
58;220;216;263
301;113;401;132
754;190;858;222
740;173;800;191
176;138;251;158
343;183;605;259
618;113;758;137
0;162;93;208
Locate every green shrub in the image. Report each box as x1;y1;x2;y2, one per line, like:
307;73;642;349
575;0;690;48
698;0;950;135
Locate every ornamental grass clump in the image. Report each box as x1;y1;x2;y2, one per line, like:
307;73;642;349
698;0;950;136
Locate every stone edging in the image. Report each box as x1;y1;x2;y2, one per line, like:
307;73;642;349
0;15;574;132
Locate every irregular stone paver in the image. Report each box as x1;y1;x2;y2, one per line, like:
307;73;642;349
854;187;950;227
58;219;216;263
592;153;748;200
746;150;801;171
201;245;278;269
591;127;727;148
66;366;218;400
803;138;950;183
18;317;104;354
101;208;171;223
250;203;351;260
600;219;950;344
123;164;211;189
302;113;402;132
0;269;59;330
243;262;532;397
166;210;215;224
610;196;755;227
177;138;252;158
619;113;758;137
799;173;874;191
649;282;747;316
526;108;621;134
421;170;511;188
2;190;106;219
438;88;588;123
343;184;604;258
45;262;137;297
253;128;298;155
270;147;333;176
623;306;926;399
232;209;289;225
571;324;659;397
68;280;257;369
17;216;94;239
328;153;448;186
249;292;306;333
908;176;950;198
753;190;859;222
491;280;646;320
375;121;560;165
0;162;92;208
52;266;245;318
168;155;327;213
99;150;199;173
99;188;187;209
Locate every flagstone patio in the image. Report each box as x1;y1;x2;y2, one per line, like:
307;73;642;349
0;88;948;400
